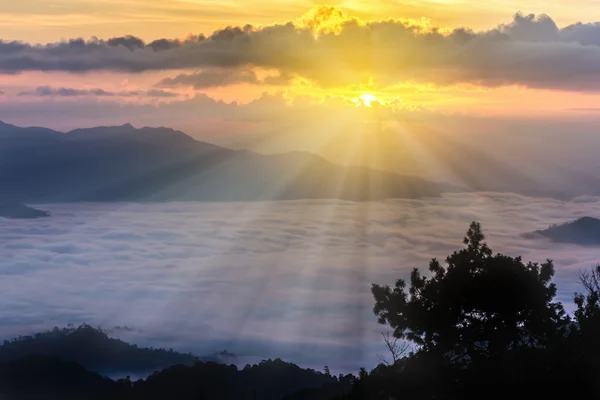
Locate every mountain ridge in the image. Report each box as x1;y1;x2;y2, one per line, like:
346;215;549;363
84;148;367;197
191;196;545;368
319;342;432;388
0;120;463;203
523;217;600;246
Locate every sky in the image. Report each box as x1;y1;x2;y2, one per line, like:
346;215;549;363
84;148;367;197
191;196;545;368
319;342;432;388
3;0;600;140
0;194;598;373
6;1;600;188
3;0;600;42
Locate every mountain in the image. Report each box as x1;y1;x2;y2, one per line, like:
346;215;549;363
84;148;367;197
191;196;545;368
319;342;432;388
0;120;61;140
0;324;351;400
523;217;600;245
0;324;197;375
0;203;50;219
133;358;347;400
0;121;462;203
0;354;350;400
0;355;122;400
66;123;199;146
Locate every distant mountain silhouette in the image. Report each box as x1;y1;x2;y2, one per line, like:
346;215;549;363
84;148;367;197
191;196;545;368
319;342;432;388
0;121;462;203
0;324;352;400
0;354;351;400
134;358;349;400
0;203;50;219
0;355;121;400
0;324;197;375
523;217;600;245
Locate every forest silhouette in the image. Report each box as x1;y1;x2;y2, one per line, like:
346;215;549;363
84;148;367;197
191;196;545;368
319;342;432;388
2;222;600;399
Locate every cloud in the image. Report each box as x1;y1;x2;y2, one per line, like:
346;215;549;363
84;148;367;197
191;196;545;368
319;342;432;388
17;85;179;98
18;86;142;97
145;89;180;98
0;194;599;371
3;10;600;91
156;69;292;89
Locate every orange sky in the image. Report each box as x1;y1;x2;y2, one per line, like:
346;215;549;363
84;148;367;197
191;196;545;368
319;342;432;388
2;1;600;125
3;0;600;42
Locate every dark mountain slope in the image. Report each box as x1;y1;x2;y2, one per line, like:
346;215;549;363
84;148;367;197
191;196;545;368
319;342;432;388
0;355;346;400
133;359;342;400
0;120;61;140
0;325;197;375
524;217;600;246
0;203;50;219
0;324;348;400
0;355;123;400
0;121;461;202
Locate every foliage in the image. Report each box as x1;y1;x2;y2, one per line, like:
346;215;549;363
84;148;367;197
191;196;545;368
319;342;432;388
372;222;568;362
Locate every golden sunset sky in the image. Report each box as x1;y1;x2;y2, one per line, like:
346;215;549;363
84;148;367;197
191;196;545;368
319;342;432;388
3;0;599;42
2;0;600;111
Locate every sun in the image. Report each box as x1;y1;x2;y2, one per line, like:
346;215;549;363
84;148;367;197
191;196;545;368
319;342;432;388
359;93;377;107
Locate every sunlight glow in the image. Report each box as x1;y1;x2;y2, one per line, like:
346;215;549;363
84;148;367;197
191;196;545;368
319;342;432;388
359;94;377;107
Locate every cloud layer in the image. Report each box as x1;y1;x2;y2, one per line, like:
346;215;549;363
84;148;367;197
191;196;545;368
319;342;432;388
17;86;179;98
0;193;599;372
3;9;600;91
156;69;292;89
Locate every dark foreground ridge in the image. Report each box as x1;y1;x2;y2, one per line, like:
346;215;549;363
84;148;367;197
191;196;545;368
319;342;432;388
0;203;50;219
0;355;353;400
5;223;600;398
0;121;462;203
0;325;353;400
0;324;197;375
523;216;600;245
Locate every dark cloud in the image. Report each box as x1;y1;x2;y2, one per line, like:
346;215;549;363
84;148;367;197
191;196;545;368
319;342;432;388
17;85;178;98
3;12;600;91
107;35;146;51
156;69;291;89
145;89;180;98
157;69;261;89
18;86;141;97
106;34;205;52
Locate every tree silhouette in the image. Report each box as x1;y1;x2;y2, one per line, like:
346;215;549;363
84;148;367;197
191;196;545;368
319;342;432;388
372;222;568;363
574;265;600;330
376;332;409;366
573;265;600;382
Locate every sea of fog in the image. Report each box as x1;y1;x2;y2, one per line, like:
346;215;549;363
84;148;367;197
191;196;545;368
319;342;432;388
1;193;600;373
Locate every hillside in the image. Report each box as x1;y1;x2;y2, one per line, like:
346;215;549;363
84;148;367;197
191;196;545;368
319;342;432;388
0;121;461;203
524;217;600;245
0;355;121;400
0;354;352;400
0;203;50;219
0;324;353;400
0;325;197;375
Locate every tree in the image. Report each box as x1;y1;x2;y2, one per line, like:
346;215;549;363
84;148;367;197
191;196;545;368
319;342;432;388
573;266;600;357
376;332;409;366
574;265;600;330
371;222;568;363
572;265;600;394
